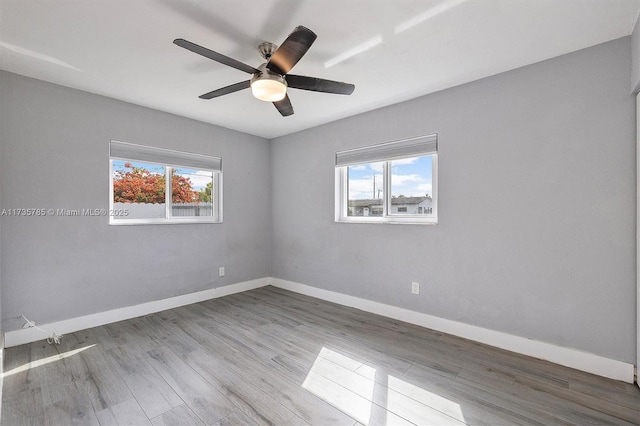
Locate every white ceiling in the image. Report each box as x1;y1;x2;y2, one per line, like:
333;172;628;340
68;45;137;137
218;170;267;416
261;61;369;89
1;0;639;139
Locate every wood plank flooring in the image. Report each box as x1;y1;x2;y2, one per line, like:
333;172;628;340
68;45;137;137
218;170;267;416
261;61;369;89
2;285;639;425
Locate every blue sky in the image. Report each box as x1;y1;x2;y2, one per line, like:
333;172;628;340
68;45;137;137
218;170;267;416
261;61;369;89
347;156;433;200
112;160;212;191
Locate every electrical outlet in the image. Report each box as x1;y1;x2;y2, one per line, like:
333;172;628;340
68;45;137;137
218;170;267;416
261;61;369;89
411;281;420;295
219;266;225;277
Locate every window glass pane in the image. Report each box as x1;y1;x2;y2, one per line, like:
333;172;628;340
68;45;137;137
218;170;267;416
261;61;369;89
171;167;214;217
390;155;434;216
347;162;384;217
112;160;166;219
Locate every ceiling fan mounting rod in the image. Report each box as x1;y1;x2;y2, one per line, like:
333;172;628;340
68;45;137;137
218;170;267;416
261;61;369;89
258;42;278;60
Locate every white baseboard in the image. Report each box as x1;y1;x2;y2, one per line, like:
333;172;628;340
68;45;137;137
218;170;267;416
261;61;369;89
3;278;270;348
270;278;635;383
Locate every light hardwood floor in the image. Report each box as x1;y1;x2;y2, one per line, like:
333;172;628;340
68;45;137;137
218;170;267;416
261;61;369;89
2;286;640;425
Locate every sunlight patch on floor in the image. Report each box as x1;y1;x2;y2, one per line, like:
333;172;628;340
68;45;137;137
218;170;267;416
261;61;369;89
2;344;96;377
302;347;375;424
386;375;465;424
302;347;465;425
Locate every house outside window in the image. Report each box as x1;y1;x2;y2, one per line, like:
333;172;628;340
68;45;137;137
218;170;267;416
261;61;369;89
335;134;437;224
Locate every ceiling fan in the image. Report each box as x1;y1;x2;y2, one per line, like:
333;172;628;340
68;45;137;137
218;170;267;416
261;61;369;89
174;26;355;117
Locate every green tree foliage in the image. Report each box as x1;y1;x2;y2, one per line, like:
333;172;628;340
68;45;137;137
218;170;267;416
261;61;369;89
198;181;213;202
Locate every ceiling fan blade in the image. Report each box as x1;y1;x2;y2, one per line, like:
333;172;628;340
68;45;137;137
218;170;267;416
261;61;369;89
199;80;251;99
174;38;259;74
286;75;355;95
266;26;317;75
273;94;294;116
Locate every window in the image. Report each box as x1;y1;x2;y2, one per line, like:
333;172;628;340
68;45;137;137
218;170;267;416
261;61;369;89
109;141;222;225
335;134;437;224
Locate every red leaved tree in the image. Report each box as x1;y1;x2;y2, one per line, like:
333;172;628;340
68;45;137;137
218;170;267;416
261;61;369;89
113;163;198;203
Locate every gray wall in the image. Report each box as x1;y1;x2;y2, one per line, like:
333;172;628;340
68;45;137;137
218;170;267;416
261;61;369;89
633;17;640;93
0;71;4;369
0;71;271;331
635;15;640;375
271;38;636;363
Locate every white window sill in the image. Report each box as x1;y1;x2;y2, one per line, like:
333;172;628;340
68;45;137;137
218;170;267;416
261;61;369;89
335;218;437;225
109;218;221;225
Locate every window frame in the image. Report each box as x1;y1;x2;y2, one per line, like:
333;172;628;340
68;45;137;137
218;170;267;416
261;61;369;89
335;135;438;225
109;141;222;225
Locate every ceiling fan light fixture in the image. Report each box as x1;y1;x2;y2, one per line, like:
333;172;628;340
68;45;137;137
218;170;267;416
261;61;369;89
251;78;287;102
251;64;287;102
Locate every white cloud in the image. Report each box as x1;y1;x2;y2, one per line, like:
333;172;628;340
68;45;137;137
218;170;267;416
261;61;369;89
369;162;385;173
181;170;213;190
389;174;433;197
348;174;383;199
401;183;433;197
391;173;423;185
416;183;433;193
